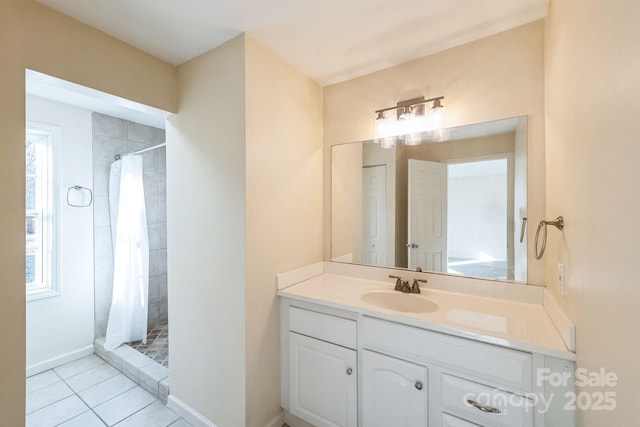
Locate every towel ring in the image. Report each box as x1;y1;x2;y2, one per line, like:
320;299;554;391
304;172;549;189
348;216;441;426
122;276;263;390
534;216;564;259
66;185;93;208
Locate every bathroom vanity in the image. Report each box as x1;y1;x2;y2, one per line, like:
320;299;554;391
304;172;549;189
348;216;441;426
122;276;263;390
278;267;575;427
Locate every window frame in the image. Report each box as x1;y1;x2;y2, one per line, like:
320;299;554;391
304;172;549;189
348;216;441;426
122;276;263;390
26;122;60;301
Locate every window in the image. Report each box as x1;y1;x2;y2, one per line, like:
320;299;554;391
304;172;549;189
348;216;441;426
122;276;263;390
26;124;58;299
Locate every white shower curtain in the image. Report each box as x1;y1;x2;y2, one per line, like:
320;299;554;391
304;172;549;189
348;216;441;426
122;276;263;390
104;154;149;351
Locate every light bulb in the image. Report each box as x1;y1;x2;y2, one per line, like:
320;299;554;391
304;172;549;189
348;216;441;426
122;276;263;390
425;99;446;142
404;112;428;145
404;132;421;146
375;112;400;145
427;100;445;131
380;136;396;149
431;128;450;142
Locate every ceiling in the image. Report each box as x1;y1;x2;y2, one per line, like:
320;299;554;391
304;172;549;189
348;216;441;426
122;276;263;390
37;0;548;86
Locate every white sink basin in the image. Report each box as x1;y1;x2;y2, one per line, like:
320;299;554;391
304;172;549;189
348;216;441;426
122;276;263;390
361;291;439;313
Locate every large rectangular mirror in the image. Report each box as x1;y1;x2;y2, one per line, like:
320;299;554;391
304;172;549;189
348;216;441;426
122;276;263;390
331;116;528;283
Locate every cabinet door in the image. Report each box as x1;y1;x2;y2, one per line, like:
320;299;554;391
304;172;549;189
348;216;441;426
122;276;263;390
362;350;428;427
289;332;357;427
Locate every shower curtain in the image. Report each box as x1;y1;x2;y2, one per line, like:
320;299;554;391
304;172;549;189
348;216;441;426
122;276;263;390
104;154;149;351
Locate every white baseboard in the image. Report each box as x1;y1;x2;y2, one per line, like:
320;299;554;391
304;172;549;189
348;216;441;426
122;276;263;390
284;411;315;427
167;395;217;427
26;344;95;377
265;411;285;427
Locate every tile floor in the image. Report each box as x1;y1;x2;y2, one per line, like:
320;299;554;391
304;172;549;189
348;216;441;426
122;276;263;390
128;322;169;367
26;354;190;427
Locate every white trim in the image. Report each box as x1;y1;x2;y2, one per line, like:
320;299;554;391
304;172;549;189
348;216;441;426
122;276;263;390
25;122;61;300
26;287;60;302
26;345;94;377
544;290;576;352
265;411;285;427
276;262;324;290
167;395;217;427
26;69;170;129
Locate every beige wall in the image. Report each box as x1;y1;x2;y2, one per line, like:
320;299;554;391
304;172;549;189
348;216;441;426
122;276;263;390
545;0;640;424
323;20;546;285
167;35;247;426
0;1;176;423
167;35;323;427
244;36;323;427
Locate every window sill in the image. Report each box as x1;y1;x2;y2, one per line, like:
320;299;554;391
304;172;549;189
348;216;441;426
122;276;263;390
26;288;60;302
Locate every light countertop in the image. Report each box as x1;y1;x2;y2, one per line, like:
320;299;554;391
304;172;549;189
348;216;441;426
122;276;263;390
278;273;576;361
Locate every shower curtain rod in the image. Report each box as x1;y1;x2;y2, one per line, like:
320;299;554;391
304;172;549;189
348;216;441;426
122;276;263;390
114;142;166;161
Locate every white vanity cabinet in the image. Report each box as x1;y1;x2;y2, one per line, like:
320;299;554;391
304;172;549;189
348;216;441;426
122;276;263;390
289;333;357;427
361;350;429;426
284;304;358;427
280;298;575;427
362;315;538;427
361;316;539;427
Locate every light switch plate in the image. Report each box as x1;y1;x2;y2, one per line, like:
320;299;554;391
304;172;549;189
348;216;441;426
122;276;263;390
557;263;565;296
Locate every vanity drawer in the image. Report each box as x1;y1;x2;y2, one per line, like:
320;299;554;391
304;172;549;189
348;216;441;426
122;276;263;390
442;413;481;427
361;316;532;390
442;374;533;427
289;306;357;349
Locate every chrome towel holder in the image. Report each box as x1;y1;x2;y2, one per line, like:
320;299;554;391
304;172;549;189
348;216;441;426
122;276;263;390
66;185;93;208
534;216;564;259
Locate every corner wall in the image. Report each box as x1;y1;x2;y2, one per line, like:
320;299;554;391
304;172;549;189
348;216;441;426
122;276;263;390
167;35;247;426
0;1;176;422
544;0;640;424
322;20;546;285
244;35;324;427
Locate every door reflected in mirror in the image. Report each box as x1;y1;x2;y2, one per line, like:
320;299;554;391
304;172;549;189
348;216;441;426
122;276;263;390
331;116;528;283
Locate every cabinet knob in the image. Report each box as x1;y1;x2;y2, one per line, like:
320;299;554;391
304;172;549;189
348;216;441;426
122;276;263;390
346;367;353;375
415;381;423;390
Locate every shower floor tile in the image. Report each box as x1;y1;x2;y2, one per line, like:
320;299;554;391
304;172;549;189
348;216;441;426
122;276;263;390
127;322;169;367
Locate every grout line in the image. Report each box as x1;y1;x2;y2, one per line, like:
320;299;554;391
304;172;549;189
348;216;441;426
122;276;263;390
31;362;185;427
29;340;177;424
52;409;105;427
60;369;130;426
110;400;158;426
54;355;106;380
61;362;119;394
25;388;75;415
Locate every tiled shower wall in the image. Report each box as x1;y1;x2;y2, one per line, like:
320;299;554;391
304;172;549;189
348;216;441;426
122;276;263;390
92;113;168;338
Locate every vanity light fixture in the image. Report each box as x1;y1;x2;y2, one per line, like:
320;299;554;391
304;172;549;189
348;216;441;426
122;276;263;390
374;96;447;148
